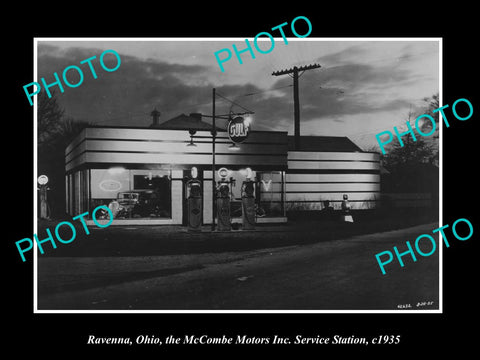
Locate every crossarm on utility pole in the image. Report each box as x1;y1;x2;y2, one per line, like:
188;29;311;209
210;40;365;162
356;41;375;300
272;63;321;150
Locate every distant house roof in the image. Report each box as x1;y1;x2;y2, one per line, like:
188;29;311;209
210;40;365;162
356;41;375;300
288;135;363;152
150;113;224;131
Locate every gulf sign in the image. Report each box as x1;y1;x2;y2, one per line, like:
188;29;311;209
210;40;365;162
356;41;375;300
228;116;250;143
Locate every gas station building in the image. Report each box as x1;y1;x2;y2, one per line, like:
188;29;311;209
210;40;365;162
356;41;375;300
64;113;380;226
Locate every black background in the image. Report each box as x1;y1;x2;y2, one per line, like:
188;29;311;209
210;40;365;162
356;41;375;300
5;4;477;356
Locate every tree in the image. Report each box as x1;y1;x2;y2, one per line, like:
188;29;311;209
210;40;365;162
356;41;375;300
419;93;439;166
378;95;439;197
38;90;65;148
37;92;90;218
38;91;90;151
379;93;440;170
421;93;440;126
381;108;436;172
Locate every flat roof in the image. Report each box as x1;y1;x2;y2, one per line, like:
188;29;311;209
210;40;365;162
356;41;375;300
288;136;363;152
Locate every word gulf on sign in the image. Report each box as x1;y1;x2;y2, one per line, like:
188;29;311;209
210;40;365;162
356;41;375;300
229;123;248;137
228;116;250;143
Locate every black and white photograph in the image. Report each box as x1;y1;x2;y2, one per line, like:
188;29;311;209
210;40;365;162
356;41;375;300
33;38;441;311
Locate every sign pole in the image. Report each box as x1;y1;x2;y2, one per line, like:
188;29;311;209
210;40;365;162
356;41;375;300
211;88;216;231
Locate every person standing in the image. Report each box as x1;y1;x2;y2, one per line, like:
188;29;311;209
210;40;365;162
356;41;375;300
341;194;354;223
321;200;335;221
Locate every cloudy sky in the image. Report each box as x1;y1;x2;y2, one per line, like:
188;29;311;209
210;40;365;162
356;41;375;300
36;38;440;149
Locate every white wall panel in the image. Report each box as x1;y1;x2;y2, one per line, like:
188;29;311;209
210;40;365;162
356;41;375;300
288;161;380;170
286;182;380;192
286;173;380;183
286;192;380;202
288;151;379;161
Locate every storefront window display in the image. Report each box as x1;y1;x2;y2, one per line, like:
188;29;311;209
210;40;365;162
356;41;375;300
257;171;284;217
90;168;172;219
213;168;285;219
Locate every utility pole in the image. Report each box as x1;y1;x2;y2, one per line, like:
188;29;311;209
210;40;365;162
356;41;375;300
272;63;321;150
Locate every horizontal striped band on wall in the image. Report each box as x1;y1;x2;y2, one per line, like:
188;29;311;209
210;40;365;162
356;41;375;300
255;200;378;204
66;152;288;172
287;151;380;172
286;169;380;175
65;128;289;173
285;201;377;210
288;161;380;171
255;199;379;210
285;199;377;203
66;149;288;167
286;181;380;184
382;193;432;199
286;173;380;183
262;186;381;195
286;182;380;192
65;139;288;163
261;191;380;198
261;192;380;202
66;128;87;154
288;159;379;163
288;151;380;162
287;192;380;201
66;127;288;155
66;137;288;157
66;163;284;173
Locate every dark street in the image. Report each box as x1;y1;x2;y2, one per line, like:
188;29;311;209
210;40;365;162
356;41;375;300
37;216;440;311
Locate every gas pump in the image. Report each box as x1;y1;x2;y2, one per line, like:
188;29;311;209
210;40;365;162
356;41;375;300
186;167;202;231
38;175;50;219
216;167;231;231
241;167;255;230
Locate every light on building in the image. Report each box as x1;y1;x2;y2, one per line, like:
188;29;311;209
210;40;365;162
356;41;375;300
191;166;198;179
107;166;126;175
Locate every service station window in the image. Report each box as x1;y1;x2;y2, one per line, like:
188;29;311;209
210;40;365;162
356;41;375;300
90;168;172;219
258;171;283;217
213;169;284;218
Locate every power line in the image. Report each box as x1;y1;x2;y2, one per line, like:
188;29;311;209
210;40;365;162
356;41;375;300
215;92;254;114
240;84;293;97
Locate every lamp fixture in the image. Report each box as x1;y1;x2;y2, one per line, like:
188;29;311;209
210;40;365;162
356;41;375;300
187;137;197;147
187;129;197;147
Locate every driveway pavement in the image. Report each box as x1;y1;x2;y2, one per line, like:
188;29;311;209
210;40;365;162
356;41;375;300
37;222;440;311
